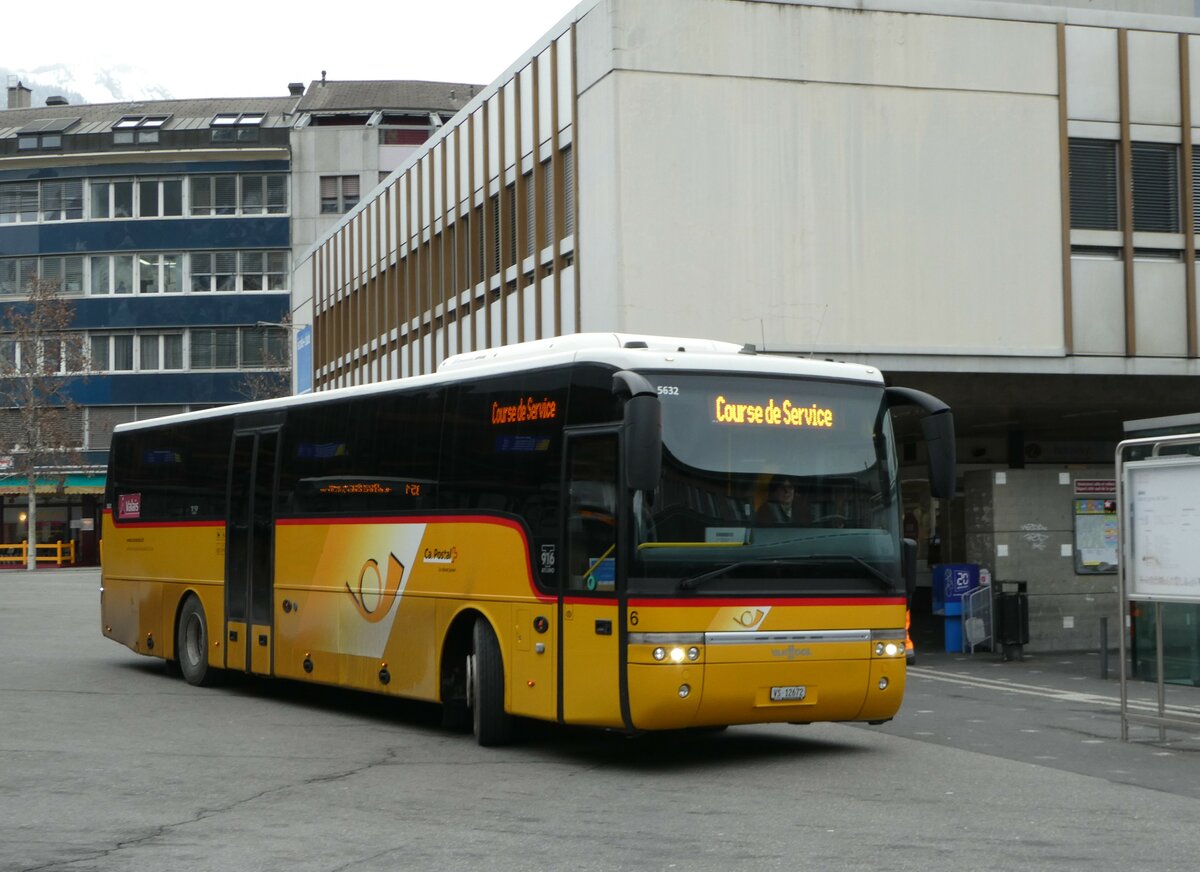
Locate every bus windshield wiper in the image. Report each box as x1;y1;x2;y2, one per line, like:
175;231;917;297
678;561;760;590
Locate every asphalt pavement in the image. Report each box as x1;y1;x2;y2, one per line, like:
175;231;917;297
7;568;1200;871
873;641;1200;802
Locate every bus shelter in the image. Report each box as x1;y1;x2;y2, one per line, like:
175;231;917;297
1116;432;1200;741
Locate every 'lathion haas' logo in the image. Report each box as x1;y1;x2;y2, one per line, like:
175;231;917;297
423;546;458;564
118;493;142;520
772;644;812;660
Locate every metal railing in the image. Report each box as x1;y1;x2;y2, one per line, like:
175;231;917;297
962;584;993;654
0;540;77;566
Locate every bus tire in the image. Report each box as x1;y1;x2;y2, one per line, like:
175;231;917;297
470;619;513;746
177;595;220;687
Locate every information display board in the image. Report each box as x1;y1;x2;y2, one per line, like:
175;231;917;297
1122;456;1200;603
1073;498;1118;574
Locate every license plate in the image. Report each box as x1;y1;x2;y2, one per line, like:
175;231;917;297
770;685;807;702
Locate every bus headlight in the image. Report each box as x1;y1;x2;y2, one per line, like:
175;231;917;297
631;634;705;665
871;630;906;657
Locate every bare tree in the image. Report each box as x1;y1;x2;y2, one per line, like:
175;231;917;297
0;278;88;571
237;320;292;402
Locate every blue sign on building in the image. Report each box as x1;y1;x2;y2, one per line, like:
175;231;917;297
296;325;313;395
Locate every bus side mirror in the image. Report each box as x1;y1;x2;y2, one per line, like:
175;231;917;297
885;387;957;500
612;371;662;492
921;410;956;499
623;394;662;492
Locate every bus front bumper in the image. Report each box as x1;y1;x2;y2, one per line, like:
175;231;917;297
626;630;908;730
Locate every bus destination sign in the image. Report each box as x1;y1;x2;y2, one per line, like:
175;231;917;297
713;395;835;429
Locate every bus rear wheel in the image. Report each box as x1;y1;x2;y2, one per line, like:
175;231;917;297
469;619;513;746
177;595;220;687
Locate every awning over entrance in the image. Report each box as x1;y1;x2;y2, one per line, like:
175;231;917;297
0;474;106;495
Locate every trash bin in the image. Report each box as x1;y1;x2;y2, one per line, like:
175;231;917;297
932;564;979;653
993;581;1029;661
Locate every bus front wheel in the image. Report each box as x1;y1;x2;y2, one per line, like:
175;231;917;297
177;595;220;687
469;619;513;746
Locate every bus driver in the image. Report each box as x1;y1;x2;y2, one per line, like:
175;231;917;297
757;476;802;525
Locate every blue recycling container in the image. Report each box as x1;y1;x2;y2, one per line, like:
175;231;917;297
931;564;979;652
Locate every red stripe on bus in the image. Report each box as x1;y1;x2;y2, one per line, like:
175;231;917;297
628;597;906;608
275;514;526;529
564;597;903;608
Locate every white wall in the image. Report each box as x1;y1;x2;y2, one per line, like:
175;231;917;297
1070;256;1126;354
578;0;1066;354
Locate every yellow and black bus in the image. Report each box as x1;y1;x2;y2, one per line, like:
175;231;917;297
101;333;954;745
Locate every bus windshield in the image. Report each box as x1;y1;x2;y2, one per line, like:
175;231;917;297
633;372;901;596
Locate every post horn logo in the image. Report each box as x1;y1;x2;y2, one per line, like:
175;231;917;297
345;553;405;623
732;607;769;629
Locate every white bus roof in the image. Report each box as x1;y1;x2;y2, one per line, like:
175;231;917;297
113;333;884;434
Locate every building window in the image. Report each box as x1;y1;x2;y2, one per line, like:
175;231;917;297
89;180;134;219
114;256;133;294
380;128;432;146
320;175;360;214
85;252;182;295
190;175;238;216
239;251;289;290
188;251;288;293
39;256;85;294
1132;142;1180;233
1068;139;1119;230
89;332;184;372
211;112;265;143
40;179;84;221
0;337;59;373
136;254;181;294
191;329;240;369
15;117;78;151
241;327;287;367
137;334;184;371
0;182;39;224
41;338;63;375
89;182;110;219
113;115;169;145
88;177;180;219
240;174;288;214
190;252;238;292
0;258;38;296
92;334;135;372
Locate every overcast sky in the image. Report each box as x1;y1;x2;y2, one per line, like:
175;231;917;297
7;0;586;99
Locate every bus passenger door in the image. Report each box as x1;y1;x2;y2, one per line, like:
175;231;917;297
226;429;279;676
560;431;625;729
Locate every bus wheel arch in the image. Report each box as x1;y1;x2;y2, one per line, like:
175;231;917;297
439;610;477;731
175;593;222;687
439;609;514;745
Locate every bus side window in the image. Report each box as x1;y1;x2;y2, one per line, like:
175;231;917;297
566;435;618;592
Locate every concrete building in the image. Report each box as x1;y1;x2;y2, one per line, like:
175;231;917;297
0;79;474;563
298;0;1200;653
